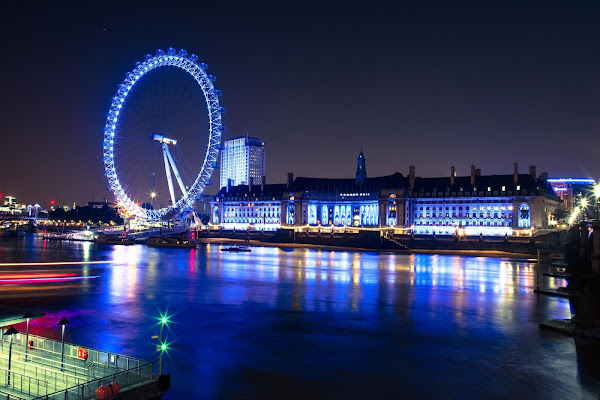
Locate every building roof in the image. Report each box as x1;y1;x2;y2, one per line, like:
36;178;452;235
412;174;557;198
213;172;559;201
291;172;406;193
215;183;288;200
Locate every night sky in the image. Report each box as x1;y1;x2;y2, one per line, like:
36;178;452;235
2;1;599;206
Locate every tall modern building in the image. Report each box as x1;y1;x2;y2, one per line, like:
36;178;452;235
220;136;265;188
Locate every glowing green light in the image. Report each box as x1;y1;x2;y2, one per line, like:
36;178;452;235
161;343;167;351
157;310;171;327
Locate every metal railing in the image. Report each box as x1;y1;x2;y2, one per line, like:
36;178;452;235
0;389;29;400
32;362;155;400
0;333;147;372
0;332;154;399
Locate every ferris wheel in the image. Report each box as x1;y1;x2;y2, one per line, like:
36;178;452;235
102;48;225;220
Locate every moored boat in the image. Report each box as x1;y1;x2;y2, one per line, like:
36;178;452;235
146;236;197;249
221;244;251;252
96;235;135;245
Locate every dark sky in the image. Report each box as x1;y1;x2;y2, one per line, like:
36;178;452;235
1;1;599;206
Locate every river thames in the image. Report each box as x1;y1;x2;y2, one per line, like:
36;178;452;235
0;236;599;399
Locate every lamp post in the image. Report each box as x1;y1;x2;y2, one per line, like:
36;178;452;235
57;317;70;371
159;315;166;375
22;311;34;362
582;198;588;222
4;326;18;386
153;312;170;376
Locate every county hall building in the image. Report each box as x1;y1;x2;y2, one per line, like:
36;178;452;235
210;151;561;236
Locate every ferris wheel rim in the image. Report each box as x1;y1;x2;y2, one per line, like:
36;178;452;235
102;48;224;220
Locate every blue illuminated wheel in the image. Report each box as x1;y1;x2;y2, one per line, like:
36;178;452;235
102;48;225;220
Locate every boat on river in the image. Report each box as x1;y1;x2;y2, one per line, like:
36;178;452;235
221;244;251;252
0;228;26;237
96;235;135;245
146;236;197;249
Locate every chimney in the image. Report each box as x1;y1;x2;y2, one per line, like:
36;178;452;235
475;168;481;177
227;178;231;193
541;172;548;181
529;165;536;179
261;175;266;192
513;163;518;184
470;165;475;185
248;177;253;192
450;166;456;186
409;166;415;189
287;172;294;189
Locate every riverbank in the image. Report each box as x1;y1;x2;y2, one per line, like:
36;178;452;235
197;237;542;259
540;319;600;341
196;228;566;259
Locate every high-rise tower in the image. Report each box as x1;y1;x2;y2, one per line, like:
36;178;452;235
220;136;265;188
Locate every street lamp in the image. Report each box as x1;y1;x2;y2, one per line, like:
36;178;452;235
594;184;600;219
57;317;70;371
154;312;171;376
23;311;34;362
4;326;18;386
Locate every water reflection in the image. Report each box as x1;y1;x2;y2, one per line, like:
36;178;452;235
201;248;570;317
0;237;595;399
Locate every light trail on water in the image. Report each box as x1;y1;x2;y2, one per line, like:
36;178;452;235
0;261;111;267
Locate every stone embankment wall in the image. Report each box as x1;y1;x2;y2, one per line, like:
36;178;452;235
198;228;568;255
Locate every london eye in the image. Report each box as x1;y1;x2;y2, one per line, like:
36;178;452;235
102;48;224;220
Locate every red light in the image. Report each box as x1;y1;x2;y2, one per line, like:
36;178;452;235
50;200;56;206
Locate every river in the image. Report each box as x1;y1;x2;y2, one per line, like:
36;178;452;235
0;236;598;399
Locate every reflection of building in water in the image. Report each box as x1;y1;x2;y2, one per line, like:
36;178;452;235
211;151;562;236
547;178;596;212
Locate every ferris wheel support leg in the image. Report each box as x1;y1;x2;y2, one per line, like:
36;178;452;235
162;144;177;206
164;145;188;197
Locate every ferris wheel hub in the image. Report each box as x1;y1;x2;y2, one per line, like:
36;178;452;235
150;132;177;145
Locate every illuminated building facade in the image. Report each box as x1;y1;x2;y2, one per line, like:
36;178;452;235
211;151;561;237
220;136;265;188
281;172;406;229
548;178;596;212
407;164;560;236
211;178;284;231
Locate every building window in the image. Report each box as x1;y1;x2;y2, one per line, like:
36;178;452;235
518;203;530;228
